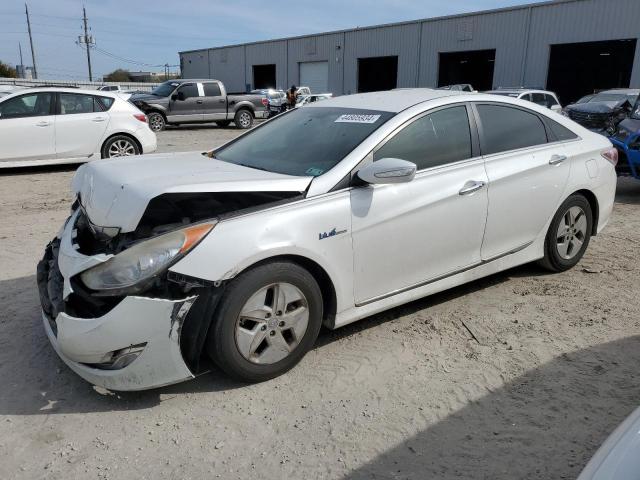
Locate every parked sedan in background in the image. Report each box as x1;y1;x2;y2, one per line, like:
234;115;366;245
564;89;640;135
486;88;562;112
37;89;616;390
0;87;156;169
296;93;333;107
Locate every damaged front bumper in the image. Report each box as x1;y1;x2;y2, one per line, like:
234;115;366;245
37;211;201;391
41;296;196;391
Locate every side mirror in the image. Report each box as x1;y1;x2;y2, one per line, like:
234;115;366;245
356;158;417;185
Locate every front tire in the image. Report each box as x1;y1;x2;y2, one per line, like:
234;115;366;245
539;194;593;272
234;109;253;129
101;135;140;159
206;261;323;382
147;111;166;132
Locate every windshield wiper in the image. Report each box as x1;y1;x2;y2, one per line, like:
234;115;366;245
237;163;270;172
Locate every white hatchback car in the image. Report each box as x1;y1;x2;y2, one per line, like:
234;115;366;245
0;87;156;168
37;89;617;390
487;88;563;112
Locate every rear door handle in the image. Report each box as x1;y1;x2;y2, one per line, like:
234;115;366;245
196;100;203;104
549;154;567;165
91;117;106;122
35;121;51;127
459;180;486;196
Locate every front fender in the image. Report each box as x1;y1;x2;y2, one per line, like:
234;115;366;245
169;192;354;314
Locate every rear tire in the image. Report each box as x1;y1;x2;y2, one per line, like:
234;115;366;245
234;109;253;129
215;120;231;128
147;111;166;132
206;261;323;382
101;135;140;159
538;194;593;272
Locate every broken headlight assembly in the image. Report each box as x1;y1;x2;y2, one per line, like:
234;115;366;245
80;222;216;295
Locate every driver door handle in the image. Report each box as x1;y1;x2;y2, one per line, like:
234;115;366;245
459;180;486;196
549;154;567;165
91;117;106;122
196;100;203;104
35;120;51;127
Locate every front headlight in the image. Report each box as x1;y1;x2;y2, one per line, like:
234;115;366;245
80;222;215;293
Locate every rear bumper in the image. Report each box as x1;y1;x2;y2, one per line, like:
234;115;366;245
254;110;269;119
135;125;157;154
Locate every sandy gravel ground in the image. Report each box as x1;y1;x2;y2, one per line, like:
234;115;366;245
0;127;639;479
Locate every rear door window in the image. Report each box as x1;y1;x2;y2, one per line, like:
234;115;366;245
531;93;548;107
59;93;97;114
476;104;548;155
374;106;473;170
546;94;560;107
203;83;222;97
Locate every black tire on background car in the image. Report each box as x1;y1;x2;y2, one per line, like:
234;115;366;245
234;109;253;129
101;135;140;159
215;120;231;128
538;194;593;272
206;261;323;382
147;111;166;132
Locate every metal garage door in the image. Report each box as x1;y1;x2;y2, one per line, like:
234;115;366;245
299;61;328;93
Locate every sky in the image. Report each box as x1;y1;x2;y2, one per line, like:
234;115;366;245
0;0;531;81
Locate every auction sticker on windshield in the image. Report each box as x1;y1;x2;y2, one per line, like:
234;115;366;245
335;114;381;124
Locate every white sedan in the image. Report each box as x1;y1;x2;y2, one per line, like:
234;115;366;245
37;89;617;390
0;87;156;168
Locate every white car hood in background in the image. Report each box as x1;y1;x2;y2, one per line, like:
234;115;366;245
71;152;313;232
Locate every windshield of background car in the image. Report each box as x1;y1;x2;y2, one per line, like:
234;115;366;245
215;107;394;177
151;82;179;97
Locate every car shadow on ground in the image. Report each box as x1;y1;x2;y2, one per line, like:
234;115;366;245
341;335;640;480
615;176;640;205
0;264;539;416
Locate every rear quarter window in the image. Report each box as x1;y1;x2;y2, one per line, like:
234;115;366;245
95;96;115;111
547;118;578;141
476;104;548;155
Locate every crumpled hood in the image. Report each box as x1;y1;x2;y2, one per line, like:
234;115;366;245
71;151;313;233
567;100;629;114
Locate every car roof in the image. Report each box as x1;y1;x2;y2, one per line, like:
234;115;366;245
487;88;554;95
308;88;464;113
0;86;121;100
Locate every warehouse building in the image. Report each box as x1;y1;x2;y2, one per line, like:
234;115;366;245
179;0;640;104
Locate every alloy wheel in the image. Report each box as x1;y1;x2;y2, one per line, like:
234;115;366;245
148;113;164;132
235;282;309;364
556;205;588;260
107;139;136;157
238;111;251;128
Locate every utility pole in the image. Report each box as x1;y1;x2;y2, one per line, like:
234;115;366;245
25;3;37;79
82;6;93;81
19;43;24;66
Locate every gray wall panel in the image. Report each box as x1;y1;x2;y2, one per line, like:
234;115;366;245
418;9;529;89
181;0;640;96
524;0;640;88
209;46;245;92
287;33;344;94
245;41;287;90
343;24;421;94
180;50;210;78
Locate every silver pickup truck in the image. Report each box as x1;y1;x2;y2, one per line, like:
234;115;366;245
130;79;268;131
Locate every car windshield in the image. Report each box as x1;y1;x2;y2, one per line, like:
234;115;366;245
589;93;638;103
215;107;394;177
151;82;180;97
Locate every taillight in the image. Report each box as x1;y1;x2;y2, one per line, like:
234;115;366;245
134;113;147;123
601;147;618;166
261;98;268;107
